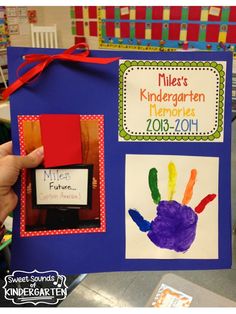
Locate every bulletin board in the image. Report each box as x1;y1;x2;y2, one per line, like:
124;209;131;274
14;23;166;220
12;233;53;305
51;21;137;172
0;6;10;48
98;6;236;52
6;6;32;37
70;6;98;43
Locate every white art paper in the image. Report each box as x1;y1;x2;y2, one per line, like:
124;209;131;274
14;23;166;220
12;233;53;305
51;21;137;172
125;154;219;259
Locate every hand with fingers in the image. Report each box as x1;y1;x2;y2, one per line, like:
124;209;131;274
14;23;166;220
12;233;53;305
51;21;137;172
129;162;216;253
0;141;44;224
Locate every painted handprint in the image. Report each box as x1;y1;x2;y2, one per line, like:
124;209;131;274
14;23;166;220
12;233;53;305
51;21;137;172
129;162;216;253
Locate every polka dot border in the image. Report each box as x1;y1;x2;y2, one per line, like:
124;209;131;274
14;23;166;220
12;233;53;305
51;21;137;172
18;115;106;238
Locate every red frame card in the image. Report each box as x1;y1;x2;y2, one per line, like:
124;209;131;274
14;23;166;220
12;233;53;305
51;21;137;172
135;22;145;39
120;22;130;38
152;7;163;20
74;36;86;44
74;6;83;19
151;23;162;40
88;6;97;19
106;6;115;19
76;21;84;36
106;22;115;37
229;7;236;22
227;25;236;43
188;6;202;20
18;115;106;237
187;24;200;41
135;6;146;20
169;23;181;40
206;24;220;42
169;6;182;20
89;21;97;37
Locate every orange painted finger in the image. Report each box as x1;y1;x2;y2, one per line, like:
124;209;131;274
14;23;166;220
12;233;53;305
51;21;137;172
182;169;197;205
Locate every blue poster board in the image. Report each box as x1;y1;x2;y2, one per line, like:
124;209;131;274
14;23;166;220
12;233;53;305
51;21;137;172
8;47;232;274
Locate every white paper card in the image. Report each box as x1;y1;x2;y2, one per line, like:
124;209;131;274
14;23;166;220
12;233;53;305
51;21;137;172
120;7;129;16
119;60;226;142
35;168;89;206
125;154;219;259
152;284;192;307
209;6;221;17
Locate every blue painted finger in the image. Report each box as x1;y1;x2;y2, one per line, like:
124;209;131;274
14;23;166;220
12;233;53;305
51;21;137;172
128;209;151;232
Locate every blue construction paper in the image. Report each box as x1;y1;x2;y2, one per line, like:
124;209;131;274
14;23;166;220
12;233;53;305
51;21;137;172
8;47;232;274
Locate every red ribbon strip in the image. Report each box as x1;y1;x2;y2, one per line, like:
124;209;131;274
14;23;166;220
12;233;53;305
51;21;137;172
2;42;120;100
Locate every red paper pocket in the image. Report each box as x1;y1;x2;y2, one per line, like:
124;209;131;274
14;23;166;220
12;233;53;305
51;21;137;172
40;114;83;168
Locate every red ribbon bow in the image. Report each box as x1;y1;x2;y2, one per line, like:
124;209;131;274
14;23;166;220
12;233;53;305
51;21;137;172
2;43;120;100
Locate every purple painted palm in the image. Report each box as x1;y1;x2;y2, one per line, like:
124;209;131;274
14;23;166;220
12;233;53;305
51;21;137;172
148;200;198;252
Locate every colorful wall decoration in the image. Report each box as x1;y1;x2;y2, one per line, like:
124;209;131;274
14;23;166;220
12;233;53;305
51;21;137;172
70;6;236;53
0;6;10;48
70;6;98;44
98;6;236;52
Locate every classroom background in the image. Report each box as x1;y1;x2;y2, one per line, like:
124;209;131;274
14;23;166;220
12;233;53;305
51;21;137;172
0;5;236;308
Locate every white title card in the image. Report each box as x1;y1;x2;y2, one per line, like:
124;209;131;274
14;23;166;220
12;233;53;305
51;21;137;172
119;59;226;142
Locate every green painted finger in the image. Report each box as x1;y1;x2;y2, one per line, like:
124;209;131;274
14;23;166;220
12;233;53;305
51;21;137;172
149;168;161;204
